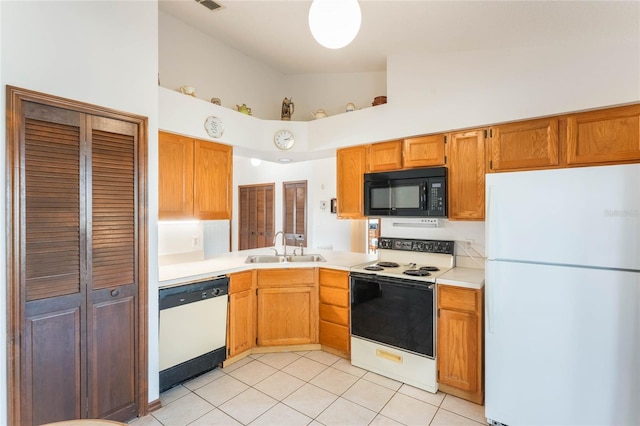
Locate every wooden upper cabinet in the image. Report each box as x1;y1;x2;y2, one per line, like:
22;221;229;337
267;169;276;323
158;132;194;219
368;140;403;172
447;130;485;220
488;118;559;172
194;140;232;219
566;104;640;165
159;131;232;220
336;145;368;219
403;134;446;168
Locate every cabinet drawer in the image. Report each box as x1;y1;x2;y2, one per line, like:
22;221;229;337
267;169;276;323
319;287;349;307
319;268;349;289
319;303;349;326
257;268;315;287
319;320;350;353
229;270;253;293
438;286;479;313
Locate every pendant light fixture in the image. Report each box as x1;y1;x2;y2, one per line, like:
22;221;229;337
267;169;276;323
308;0;361;49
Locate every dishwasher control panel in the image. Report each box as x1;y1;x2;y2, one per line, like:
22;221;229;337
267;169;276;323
159;276;229;310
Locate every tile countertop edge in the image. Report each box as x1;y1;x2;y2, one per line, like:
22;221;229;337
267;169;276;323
436;267;485;290
158;248;377;289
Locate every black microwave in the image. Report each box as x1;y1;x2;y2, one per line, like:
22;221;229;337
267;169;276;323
364;167;447;217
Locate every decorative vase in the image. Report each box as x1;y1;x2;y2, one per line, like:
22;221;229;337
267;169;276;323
281;97;294;120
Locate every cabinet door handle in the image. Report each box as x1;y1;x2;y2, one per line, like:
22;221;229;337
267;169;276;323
110;289;120;297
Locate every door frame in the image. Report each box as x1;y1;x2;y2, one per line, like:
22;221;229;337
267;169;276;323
5;86;149;424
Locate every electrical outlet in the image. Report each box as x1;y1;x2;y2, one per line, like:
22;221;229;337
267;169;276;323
464;239;473;249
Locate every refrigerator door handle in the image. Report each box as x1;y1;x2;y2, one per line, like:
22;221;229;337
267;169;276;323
486;262;496;333
485;185;497;260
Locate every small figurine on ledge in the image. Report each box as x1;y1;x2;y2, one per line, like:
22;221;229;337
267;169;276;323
281;97;294;121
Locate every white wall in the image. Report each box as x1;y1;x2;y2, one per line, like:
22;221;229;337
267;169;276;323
286;71;387;121
159;11;387;122
0;1;160;420
159;10;286;120
380;219;486;268
232;156;352;252
308;157;352;252
309;37;640;150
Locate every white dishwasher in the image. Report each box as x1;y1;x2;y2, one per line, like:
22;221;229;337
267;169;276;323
159;276;229;392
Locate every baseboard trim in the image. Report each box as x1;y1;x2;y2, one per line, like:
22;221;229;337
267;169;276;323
223;344;323;367
147;399;162;413
320;345;350;360
437;382;484;405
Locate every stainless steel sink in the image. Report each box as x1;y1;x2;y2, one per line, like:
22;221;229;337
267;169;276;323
244;254;326;263
286;254;326;263
244;255;286;263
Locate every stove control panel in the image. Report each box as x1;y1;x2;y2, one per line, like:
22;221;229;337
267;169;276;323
378;237;455;255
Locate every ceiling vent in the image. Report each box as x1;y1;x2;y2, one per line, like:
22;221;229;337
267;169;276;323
195;0;223;12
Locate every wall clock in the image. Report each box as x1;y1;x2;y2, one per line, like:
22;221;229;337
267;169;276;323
204;115;224;138
274;129;295;150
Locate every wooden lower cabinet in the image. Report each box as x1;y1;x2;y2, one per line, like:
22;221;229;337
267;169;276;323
437;285;484;404
318;269;350;357
257;287;317;346
256;269;318;347
227;271;255;358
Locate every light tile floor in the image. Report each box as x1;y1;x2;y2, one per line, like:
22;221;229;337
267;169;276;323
131;350;487;426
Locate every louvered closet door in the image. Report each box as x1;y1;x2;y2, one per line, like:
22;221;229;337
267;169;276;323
283;181;307;247
18;102;139;425
21;102;86;426
239;187;250;250
87;116;138;421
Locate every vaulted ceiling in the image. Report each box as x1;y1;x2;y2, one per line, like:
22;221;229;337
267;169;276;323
159;0;638;75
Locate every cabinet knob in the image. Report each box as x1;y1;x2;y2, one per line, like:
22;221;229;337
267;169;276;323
110;289;120;297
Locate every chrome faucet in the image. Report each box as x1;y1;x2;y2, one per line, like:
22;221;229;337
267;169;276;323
273;231;286;256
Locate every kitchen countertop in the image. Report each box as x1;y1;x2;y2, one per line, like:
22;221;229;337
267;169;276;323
159;247;377;288
436;267;485;290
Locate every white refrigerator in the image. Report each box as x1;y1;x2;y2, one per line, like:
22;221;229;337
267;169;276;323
485;164;640;425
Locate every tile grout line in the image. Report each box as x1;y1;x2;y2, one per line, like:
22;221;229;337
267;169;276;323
148;351;484;426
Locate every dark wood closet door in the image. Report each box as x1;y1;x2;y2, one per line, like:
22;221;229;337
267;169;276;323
238;184;274;250
239;187;249;250
21;102;86;426
283;181;307;247
87;116;138;420
9;92;145;425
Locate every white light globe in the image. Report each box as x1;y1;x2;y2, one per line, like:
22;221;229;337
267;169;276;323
308;0;361;49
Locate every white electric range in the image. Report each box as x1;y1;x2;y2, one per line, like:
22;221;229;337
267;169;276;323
349;237;455;394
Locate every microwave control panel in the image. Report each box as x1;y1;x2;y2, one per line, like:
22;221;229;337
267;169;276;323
427;177;446;216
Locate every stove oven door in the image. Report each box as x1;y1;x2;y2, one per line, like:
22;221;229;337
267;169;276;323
350;273;435;358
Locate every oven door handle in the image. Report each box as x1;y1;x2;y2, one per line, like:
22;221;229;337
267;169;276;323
350;273;435;291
